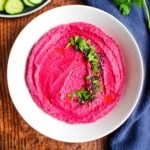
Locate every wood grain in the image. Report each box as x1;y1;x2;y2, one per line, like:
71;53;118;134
0;0;108;149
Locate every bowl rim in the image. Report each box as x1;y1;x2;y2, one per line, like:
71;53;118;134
7;5;145;142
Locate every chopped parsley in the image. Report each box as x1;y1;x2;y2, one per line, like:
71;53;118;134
66;36;103;104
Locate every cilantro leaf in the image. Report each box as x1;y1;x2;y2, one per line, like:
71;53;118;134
119;3;131;15
113;0;127;5
75;90;92;104
113;0;150;29
132;0;143;7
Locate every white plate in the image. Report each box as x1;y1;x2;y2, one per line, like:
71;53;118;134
0;0;51;18
7;5;144;142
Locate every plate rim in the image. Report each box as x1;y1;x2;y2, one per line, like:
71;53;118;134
0;0;51;18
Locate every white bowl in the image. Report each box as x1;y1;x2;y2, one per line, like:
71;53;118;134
0;0;51;18
7;5;144;142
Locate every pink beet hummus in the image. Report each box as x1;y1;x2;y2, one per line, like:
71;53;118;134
26;22;125;124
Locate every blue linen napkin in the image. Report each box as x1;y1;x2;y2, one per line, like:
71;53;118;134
85;0;150;149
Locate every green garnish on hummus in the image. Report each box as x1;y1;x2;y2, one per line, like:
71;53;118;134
66;36;103;104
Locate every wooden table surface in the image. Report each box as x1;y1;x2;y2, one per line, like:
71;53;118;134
0;0;108;149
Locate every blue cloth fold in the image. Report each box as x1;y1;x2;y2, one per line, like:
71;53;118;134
85;0;150;149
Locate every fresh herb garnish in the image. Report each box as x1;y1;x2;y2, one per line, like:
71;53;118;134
113;0;150;29
67;93;74;98
75;90;92;104
66;36;103;104
67;36;101;73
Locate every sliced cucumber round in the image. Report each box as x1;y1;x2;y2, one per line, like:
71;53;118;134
23;0;35;7
29;0;43;4
0;0;6;11
5;0;24;15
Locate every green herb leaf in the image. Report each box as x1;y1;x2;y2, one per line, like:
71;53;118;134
113;0;127;5
67;93;74;98
119;3;131;15
143;0;150;29
66;35;103;104
91;61;99;73
85;75;91;80
86;49;96;61
75;90;92;104
69;37;75;45
78;39;89;52
74;35;79;43
132;0;143;7
113;0;150;29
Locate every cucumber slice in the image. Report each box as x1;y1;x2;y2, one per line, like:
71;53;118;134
23;0;35;7
29;0;43;4
5;0;24;15
0;0;6;11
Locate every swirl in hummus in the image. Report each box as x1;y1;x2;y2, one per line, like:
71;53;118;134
26;22;125;124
